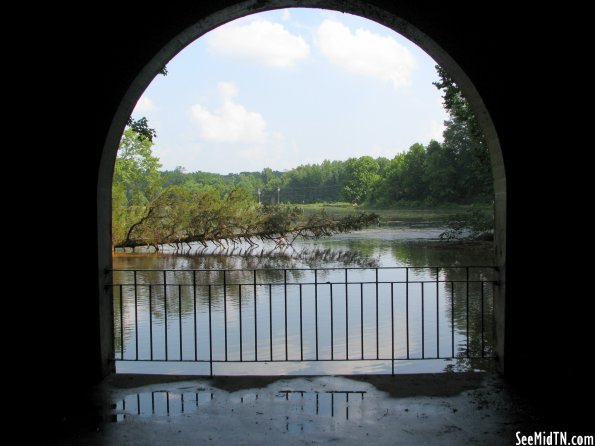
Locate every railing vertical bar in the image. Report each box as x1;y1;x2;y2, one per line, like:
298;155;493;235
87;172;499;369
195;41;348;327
178;284;182;360
254;270;258;362
314;269;319;361
330;284;334;361
331;392;334;417
391;282;395;376
163;271;168;361
345;269;348;360
223;270;228;362
299;284;303;361
451;281;455;358
375;268;379;360
134;271;138;360
208;285;213;377
269;283;273;362
421;282;425;359
360;283;364;360
239;285;243;362
149;285;153;360
466;267;470;358
406;268;410;360
283;269;289;361
119;284;124;360
481;280;485;358
193;272;197;362
436;267;440;359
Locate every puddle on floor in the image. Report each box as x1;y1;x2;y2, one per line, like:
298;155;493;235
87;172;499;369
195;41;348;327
111;387;368;428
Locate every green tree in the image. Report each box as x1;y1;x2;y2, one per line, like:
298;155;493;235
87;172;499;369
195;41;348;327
424;139;457;203
433;65;482;142
342;156;381;203
434;65;493;201
398;143;428;201
112;128;162;246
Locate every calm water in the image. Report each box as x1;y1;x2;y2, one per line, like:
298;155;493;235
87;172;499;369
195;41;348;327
113;226;495;375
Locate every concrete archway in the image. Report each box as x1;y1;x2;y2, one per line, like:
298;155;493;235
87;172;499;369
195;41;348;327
96;0;506;377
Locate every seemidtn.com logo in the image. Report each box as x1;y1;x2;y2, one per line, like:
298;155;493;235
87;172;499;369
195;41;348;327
516;432;594;445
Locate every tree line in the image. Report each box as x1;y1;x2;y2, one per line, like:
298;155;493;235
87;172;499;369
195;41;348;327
160;121;491;207
160;67;492;207
113;66;493;248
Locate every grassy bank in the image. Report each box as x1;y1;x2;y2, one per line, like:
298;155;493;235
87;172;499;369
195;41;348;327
300;202;471;225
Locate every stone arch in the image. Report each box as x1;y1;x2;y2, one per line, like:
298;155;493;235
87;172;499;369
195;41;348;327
97;0;506;376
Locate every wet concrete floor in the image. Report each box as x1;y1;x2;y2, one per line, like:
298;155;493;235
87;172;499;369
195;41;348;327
56;372;544;445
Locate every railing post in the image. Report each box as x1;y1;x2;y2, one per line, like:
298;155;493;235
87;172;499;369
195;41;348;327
421;282;425;359
193;271;197;362
406;267;409;360
163;270;168;361
254;270;258;362
134;271;138;360
345;268;348;361
223;270;228;362
466;266;470;358
375;268;379;360
391;282;394;376
119;284;124;360
283;269;289;361
299;284;303;361
436;267;440;359
360;283;364;360
314;269;319;360
208;284;213;377
269;283;273;362
481;280;485;358
451;281;455;358
330;283;334;360
239;285;243;362
178;284;182;360
149;285;153;360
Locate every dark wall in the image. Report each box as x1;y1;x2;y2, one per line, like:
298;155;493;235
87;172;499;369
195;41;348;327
41;0;590;432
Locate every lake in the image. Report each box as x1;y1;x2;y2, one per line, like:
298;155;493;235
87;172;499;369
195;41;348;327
113;224;495;375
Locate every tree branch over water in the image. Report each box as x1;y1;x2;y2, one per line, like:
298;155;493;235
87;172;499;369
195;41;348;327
115;190;378;251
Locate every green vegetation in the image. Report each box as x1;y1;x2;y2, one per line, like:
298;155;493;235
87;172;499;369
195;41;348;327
112;130;378;250
113;66;494;247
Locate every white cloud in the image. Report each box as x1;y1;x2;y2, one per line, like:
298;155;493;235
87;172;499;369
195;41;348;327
134;95;157;113
189;82;268;144
209;18;310;68
316;20;416;88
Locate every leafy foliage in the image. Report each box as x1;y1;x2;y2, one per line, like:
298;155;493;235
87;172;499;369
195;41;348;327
126;117;157;142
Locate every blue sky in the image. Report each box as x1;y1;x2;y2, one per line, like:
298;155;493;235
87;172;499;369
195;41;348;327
131;8;448;174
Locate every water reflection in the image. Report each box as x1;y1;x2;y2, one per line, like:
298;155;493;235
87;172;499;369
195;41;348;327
112;389;366;428
113;228;495;374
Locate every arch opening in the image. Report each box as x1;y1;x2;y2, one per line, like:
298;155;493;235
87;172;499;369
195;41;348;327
97;0;506;377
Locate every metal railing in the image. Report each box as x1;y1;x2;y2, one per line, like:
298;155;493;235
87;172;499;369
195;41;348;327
111;266;497;375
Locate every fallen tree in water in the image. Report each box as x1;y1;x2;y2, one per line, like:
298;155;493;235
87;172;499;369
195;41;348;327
113;187;378;251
